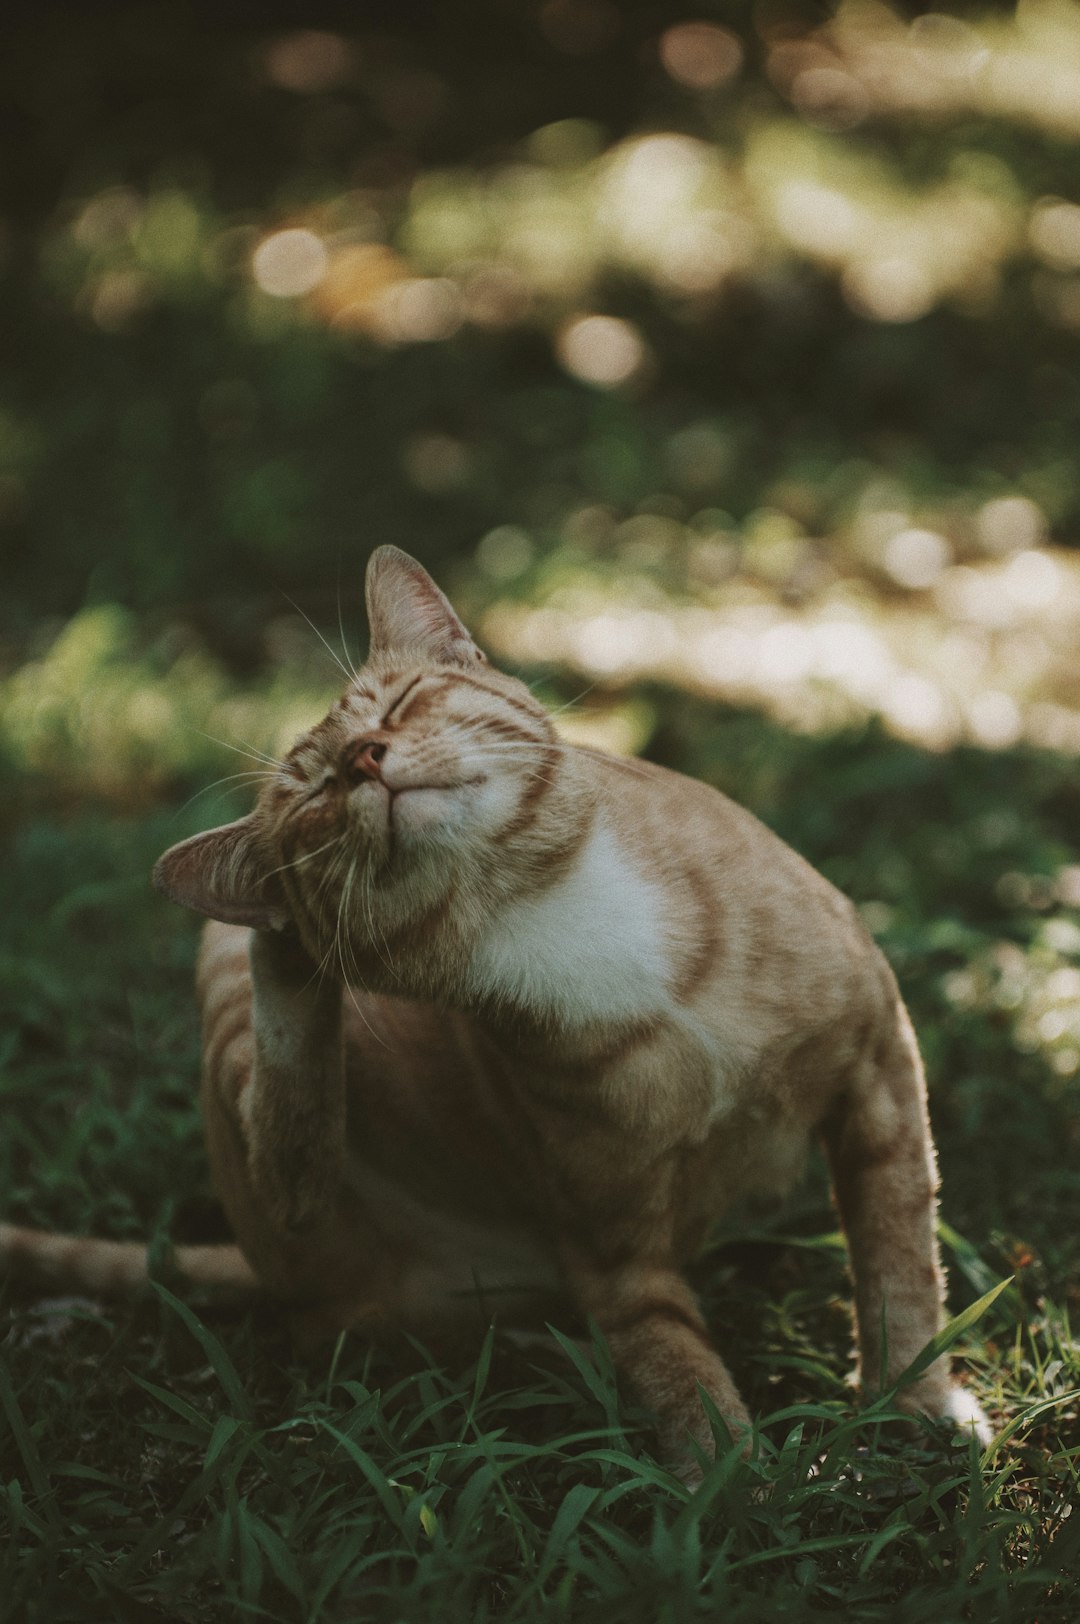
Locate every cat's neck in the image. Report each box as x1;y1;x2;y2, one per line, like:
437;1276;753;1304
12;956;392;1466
338;747;611;1014
466;808;672;1034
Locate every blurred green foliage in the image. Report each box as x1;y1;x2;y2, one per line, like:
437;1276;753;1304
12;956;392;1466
5;0;1080;629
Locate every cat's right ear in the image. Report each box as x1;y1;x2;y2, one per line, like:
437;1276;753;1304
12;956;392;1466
365;545;485;666
152;816;290;930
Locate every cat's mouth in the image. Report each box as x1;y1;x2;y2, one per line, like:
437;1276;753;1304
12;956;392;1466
353;774;487;843
391;775;486;797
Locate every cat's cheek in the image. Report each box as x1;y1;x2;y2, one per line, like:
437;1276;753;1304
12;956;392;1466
294;802;337;841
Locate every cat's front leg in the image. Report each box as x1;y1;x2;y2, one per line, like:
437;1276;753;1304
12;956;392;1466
245;927;346;1234
563;1246;753;1483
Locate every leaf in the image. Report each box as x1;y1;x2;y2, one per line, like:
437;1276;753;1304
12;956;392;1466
727;1531;892;1573
418;1501;438;1539
938;1221;1021;1311
4;1476;24;1535
204;1414;244;1475
467;1321;496;1427
0;1361;58;1525
858;1518;910;1575
234;1497;265;1602
131;1374;212;1432
538;1482;600;1580
250;1514;307;1598
580;1449;688;1496
318;1420;401;1523
981;1387;1080;1458
151;1282;252;1419
308;1536;367;1621
545;1323;621;1431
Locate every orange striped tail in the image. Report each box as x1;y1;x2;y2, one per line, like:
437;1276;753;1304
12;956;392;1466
0;1222;259;1301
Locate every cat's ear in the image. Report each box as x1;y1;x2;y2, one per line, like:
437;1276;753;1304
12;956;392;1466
365;545;486;667
152;816;290;930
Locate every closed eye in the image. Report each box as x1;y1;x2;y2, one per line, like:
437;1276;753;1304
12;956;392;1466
297;768;335;803
381;673;426;725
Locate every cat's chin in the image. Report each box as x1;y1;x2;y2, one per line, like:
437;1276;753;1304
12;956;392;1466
390;785;463;844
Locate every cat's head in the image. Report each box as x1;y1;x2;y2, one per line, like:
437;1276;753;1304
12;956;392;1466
153;547;588;965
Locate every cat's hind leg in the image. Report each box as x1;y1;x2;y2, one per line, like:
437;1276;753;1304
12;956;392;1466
822;1001;991;1445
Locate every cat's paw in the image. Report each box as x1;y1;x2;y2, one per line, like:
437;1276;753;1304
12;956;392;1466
934;1384;994;1449
902;1381;994;1450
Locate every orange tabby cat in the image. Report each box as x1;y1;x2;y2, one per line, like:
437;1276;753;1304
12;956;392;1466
1;546;989;1474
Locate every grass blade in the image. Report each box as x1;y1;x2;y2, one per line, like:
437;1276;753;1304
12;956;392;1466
152;1282;252;1419
0;1361;59;1526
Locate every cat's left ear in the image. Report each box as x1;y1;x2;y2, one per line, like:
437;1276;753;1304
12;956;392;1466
152;816;290;930
365;545;486;667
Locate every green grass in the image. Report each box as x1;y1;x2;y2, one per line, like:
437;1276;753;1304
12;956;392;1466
2;688;1079;1621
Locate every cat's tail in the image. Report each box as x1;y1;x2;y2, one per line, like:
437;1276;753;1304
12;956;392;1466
0;1222;260;1302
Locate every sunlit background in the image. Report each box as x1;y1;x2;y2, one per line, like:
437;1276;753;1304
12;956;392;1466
5;15;1080;1603
4;0;1080;1079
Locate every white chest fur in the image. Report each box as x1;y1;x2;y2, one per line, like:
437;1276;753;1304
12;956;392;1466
471;818;672;1027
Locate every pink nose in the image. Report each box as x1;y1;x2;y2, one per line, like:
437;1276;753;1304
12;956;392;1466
343;739;387;784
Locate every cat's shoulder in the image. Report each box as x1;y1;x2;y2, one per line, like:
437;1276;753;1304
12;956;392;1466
573;743;869;939
572;743;785;850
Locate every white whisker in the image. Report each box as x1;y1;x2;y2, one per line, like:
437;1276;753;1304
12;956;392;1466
262;833;346;883
336;584;362;685
177;769;279;813
334;854;389;1047
357;850;399;980
541;682;600;720
283;593;355;686
193;729;288;771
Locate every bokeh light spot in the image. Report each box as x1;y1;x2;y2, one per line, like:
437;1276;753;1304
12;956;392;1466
90;269;150;331
528;119;606;167
843;256;935;322
976;494;1046;555
884;673;951;746
659;23;743;91
72;186;143;250
371;278;462;343
1029;197;1080;267
263;32;354;93
883;528;951;589
1001;548;1062;610
790;66;869;130
252;229;328;297
969;690;1023;749
776;179;860;254
401;433;471;493
556;314;647;387
477;526;535;580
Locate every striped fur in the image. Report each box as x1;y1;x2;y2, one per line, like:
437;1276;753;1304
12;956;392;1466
5;547;989;1477
0;1223;256;1298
